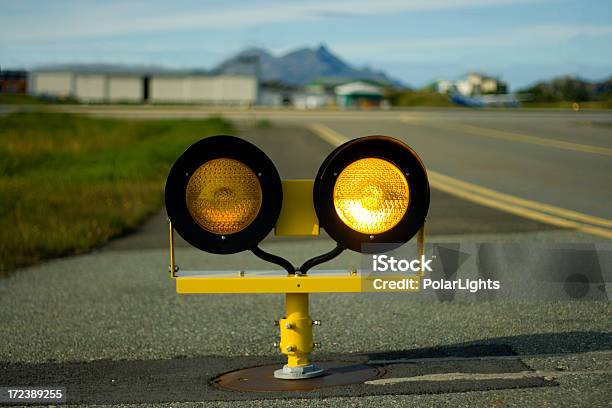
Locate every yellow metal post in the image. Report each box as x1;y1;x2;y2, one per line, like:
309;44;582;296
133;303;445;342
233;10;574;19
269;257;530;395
279;293;313;367
169;220;176;278
274;292;323;379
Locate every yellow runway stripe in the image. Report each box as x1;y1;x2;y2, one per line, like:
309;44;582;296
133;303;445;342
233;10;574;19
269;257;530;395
307;123;349;147
401;117;612;157
430;171;612;229
308;122;612;239
429;173;612;239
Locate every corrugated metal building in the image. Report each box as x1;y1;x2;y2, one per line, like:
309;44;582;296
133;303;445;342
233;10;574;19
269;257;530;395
29;70;257;105
30;72;74;98
74;74;107;102
107;75;144;102
150;75;256;105
29;71;144;102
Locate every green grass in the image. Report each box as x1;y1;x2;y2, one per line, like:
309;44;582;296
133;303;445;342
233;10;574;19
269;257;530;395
0;94;48;105
0;112;233;274
386;90;455;107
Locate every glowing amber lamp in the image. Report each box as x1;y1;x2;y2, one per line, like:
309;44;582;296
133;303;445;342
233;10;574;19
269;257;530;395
186;158;262;234
333;158;409;234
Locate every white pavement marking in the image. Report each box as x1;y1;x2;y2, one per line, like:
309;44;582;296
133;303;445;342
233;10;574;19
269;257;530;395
307;122;612;239
365;369;611;385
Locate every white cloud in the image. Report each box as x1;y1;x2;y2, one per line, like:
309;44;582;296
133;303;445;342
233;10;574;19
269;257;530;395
0;0;548;44
334;23;612;61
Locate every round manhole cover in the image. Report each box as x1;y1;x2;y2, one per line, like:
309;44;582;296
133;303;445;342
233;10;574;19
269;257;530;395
213;361;385;392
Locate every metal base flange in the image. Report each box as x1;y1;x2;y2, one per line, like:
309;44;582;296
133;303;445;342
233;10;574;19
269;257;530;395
274;364;325;380
214;361;385;391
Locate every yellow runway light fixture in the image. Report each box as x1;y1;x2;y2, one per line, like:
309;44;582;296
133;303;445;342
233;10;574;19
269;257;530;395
165;134;430;383
314;135;429;254
165;136;291;271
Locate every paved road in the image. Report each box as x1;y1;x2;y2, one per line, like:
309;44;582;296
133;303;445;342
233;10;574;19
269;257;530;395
1;109;611;406
58;106;612;233
305;111;612;224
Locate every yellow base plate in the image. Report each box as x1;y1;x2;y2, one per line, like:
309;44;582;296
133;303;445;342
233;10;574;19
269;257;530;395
174;270;421;294
175;270;361;294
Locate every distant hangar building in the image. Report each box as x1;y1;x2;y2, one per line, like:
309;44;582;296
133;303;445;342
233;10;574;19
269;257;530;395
335;81;384;109
150;74;257;104
28;69;258;105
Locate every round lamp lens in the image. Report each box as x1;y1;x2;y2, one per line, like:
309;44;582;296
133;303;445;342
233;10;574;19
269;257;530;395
186;158;262;234
333;158;409;234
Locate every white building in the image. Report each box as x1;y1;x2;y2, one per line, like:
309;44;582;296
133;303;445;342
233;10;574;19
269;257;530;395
29;70;257;105
107;75;144;102
30;71;144;102
29;72;74;98
150;75;256;105
335;81;384;109
435;73;507;96
292;93;334;109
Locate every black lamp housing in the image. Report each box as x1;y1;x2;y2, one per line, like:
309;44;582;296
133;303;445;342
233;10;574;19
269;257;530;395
165;135;283;255
313;135;430;253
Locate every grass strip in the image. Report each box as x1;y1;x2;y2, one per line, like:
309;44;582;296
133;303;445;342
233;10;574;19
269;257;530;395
0;111;233;274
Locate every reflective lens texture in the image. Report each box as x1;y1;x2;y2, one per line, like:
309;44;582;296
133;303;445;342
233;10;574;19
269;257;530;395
186;158;262;234
333;158;409;234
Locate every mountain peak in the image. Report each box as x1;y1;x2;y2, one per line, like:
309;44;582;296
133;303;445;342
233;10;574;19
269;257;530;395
316;44;330;54
216;45;403;87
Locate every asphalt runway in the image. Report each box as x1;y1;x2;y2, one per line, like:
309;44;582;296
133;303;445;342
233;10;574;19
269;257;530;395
1;108;611;406
58;106;612;226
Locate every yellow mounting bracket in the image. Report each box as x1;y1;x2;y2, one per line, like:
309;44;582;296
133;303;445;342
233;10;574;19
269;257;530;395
168;179;426;378
275;179;319;236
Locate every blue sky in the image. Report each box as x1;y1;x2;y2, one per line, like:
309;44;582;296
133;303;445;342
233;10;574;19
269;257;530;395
1;0;611;89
